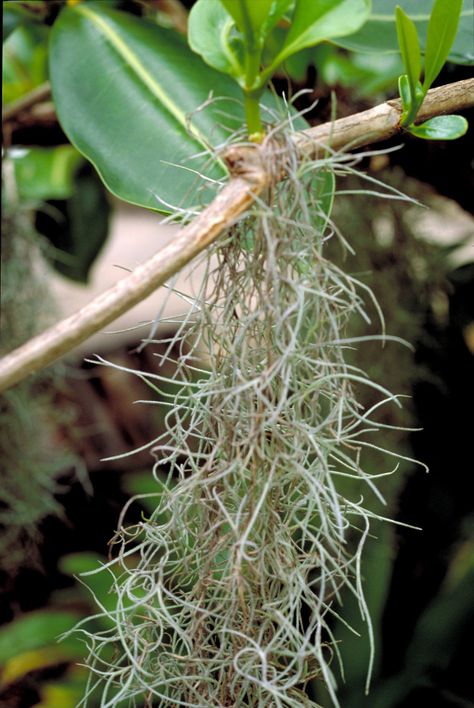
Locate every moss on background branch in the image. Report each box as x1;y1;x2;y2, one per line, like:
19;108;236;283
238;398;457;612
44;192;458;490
0;78;472;393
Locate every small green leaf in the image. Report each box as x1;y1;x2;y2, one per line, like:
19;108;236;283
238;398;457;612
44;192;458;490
423;0;463;91
35;164;110;283
398;73;411;114
407;114;468;140
12;146;84;202
395;5;421;101
220;0;292;44
268;0;371;73
188;0;244;79
220;0;272;37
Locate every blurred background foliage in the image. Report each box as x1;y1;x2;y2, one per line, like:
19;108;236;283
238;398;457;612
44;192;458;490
1;1;473;706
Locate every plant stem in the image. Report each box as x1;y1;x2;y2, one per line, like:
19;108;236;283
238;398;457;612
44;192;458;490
244;90;263;141
243;36;263;140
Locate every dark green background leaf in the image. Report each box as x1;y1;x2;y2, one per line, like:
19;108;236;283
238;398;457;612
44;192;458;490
12;146;84;202
2;1;48;42
3;23;49;105
334;0;474;66
35;164;111;283
0;611;81;664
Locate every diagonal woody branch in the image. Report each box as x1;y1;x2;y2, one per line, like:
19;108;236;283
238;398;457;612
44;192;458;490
1;78;473;393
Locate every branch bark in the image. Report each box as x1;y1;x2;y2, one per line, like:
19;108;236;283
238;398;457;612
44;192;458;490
1;78;473;393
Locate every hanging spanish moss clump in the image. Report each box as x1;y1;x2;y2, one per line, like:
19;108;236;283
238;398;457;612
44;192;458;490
79;128;419;707
0;166;83;572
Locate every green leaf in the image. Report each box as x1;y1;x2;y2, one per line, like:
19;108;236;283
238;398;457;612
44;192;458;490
395;5;421;101
189;0;293;83
407;114;468;140
398;73;411;114
423;0;463;90
49;2;247;212
334;0;474;66
314;45;403;97
35;164;111;283
220;0;272;36
0;611;81;664
12;146;84;202
188;0;244;78
268;0;371;72
398;74;424;126
2;1;44;42
3;23;49;106
220;0;293;44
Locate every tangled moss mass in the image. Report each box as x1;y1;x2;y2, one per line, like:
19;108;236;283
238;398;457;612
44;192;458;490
79;132;422;707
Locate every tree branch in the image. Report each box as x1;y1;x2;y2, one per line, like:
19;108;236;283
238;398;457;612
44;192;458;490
1;78;473;393
2;82;52;123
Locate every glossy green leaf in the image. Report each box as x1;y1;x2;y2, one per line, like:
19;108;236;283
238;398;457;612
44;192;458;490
49;3;248;212
188;0;244;78
35;164;111;283
334;0;474;66
0;611;81;664
423;0;463;90
268;0;371;72
395;5;421;101
12;146;84;202
407;114;468;140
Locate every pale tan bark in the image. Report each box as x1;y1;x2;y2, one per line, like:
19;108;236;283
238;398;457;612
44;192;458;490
1;78;473;392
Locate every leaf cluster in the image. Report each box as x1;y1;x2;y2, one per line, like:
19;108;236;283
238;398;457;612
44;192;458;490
189;0;371;136
395;0;467;139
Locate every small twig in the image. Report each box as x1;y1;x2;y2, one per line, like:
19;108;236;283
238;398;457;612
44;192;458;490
0;78;473;393
294;78;474;155
2;82;52;123
155;0;188;34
